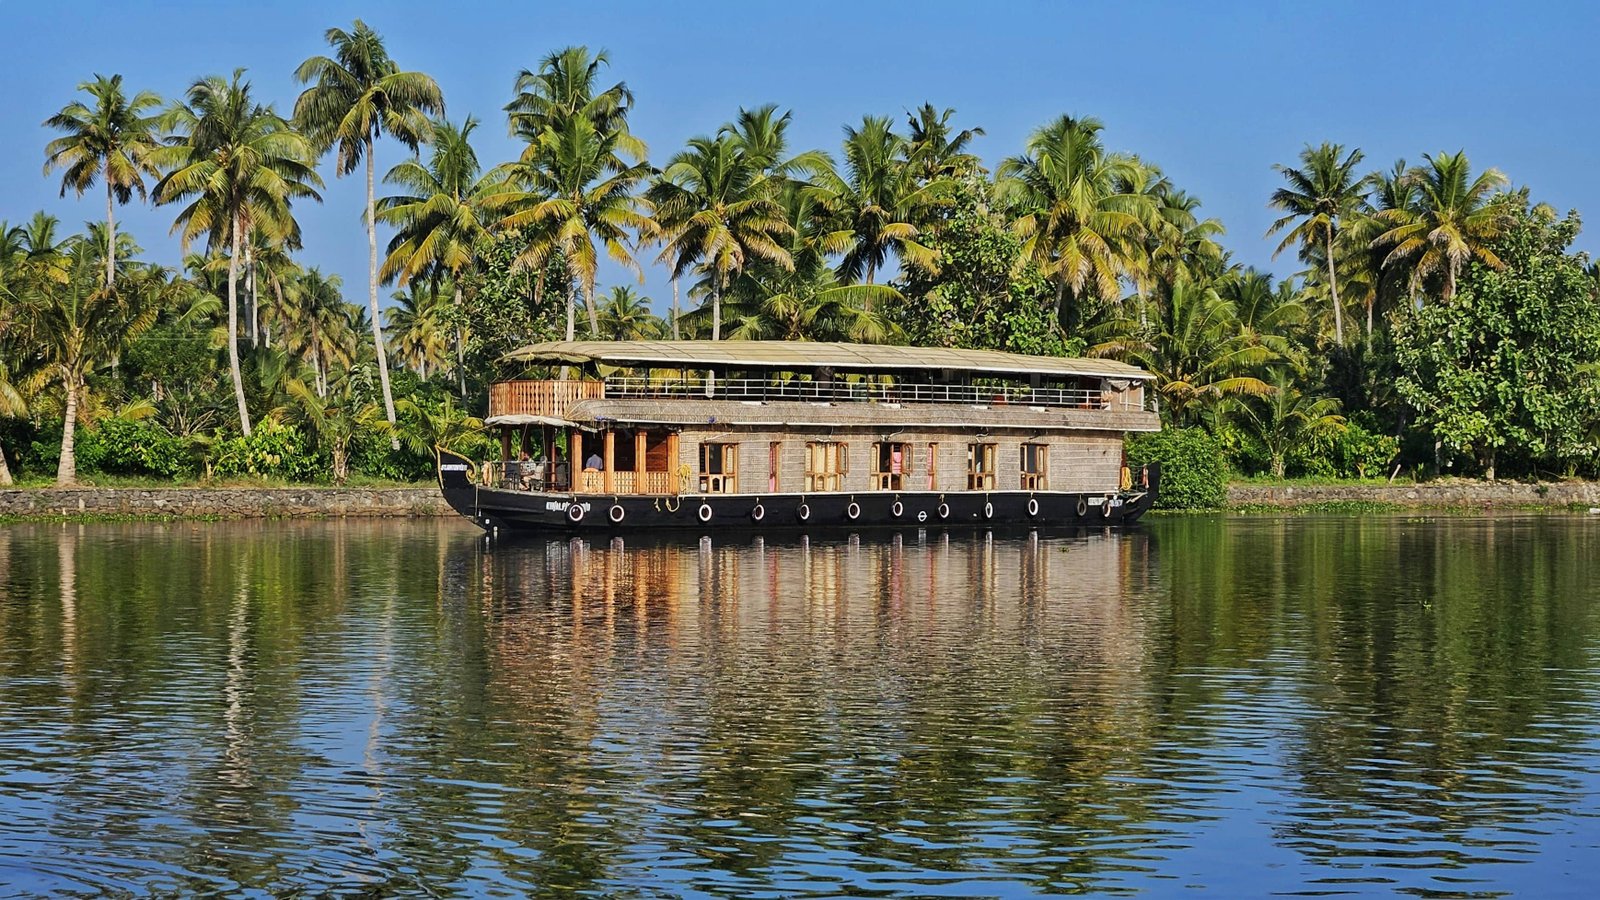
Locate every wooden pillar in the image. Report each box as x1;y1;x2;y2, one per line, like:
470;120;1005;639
500;428;511;461
635;430;647;482
571;430;584;493
603;429;615;494
667;432;680;495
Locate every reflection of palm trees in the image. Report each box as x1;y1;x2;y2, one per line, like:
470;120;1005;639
57;526;78;692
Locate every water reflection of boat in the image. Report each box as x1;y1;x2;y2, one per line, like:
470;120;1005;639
439;341;1161;534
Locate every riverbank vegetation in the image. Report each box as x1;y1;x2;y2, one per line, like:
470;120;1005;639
5;20;1600;493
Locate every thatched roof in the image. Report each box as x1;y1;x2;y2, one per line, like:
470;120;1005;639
504;340;1150;381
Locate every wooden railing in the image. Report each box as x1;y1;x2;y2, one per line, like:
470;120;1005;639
577;470;677;495
488;380;605;420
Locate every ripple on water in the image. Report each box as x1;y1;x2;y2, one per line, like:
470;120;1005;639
1;518;1599;896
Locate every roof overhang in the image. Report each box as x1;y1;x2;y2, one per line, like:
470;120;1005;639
503;340;1153;381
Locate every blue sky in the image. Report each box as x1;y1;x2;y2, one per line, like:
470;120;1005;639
4;0;1598;314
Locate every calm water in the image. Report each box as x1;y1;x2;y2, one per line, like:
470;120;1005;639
1;516;1598;897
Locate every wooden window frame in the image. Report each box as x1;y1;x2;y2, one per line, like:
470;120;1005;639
804;440;848;492
699;442;737;494
1021;442;1049;491
967;442;997;491
871;441;912;491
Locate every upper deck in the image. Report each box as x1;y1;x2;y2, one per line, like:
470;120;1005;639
487;339;1161;433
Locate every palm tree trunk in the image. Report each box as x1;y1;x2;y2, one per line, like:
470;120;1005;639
1054;279;1069;333
0;442;12;486
564;270;576;342
454;284;467;398
1325;230;1345;346
315;344;327;399
228;222;252;436
712;278;723;342
246;244;258;347
365;139;399;450
104;182;116;290
583;281;600;336
268;276;285;349
1445;262;1458;303
671;277;681;340
56;371;78;486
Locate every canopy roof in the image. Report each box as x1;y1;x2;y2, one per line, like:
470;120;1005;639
504;340;1151;381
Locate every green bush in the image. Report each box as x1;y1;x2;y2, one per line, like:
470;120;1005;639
1127;427;1227;510
1331;415;1400;479
79;420;198;478
209;420;325;482
349;427;433;482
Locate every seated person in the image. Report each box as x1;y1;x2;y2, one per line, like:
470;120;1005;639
585;451;603;471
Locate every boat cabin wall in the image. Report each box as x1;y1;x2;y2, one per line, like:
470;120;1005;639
675;426;1125;495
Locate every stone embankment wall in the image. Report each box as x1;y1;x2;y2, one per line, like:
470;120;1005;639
1227;481;1600;508
0;487;453;519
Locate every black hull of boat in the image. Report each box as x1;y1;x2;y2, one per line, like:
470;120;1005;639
439;451;1159;535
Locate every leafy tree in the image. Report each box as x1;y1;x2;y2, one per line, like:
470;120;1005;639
285;376;381;483
1229;368;1346;478
385;283;448;378
1375;151;1511;302
648;132;792;339
893;181;1062;355
996;115;1149;332
278;267;355;397
1267;142;1368;346
1393;199;1600;479
1126;427;1227;509
493;46;648;340
42;73;163;289
590;286;663;340
294;18;445;442
810;116;943;289
153;69;322;436
1092;277;1274;427
378;116;500;394
17;240;165;484
458;231;568;376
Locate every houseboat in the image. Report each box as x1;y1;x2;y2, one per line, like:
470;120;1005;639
437;340;1163;533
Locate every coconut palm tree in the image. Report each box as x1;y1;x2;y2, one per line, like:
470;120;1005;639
1230;368;1346;478
153;69;322;436
1373;151;1511;303
285;375;380;483
42;74;164;290
589;285;662;340
903;103;985;182
648;133;793;340
810;116;943;289
279;267;355;397
506;46;638;151
996;115;1150;332
18;239;164;484
1091;276;1275;427
493;46;648;341
293;18;445;442
493;110;652;340
1267;143;1369;346
377;116;500;395
691;186;899;343
153;75;319;433
385;284;448;378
